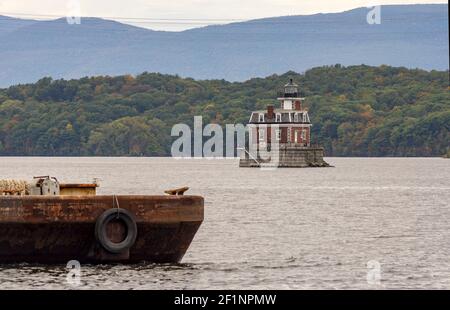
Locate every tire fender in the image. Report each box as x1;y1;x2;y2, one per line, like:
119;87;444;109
95;208;138;254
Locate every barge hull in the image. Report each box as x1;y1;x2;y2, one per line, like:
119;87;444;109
0;195;203;264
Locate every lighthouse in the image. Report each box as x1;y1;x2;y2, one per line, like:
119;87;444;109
239;79;330;168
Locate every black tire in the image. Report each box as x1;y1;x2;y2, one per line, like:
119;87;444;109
95;208;138;254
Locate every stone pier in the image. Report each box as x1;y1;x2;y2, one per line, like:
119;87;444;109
239;145;331;168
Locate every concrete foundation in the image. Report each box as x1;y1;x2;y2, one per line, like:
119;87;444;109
239;144;331;168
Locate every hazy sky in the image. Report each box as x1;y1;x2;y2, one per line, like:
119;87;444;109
0;0;446;30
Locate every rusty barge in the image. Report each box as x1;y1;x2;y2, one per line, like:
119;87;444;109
0;177;203;264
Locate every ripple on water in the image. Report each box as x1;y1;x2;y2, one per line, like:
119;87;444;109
0;157;449;289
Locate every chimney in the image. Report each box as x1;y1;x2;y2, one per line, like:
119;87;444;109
267;105;274;119
294;100;302;110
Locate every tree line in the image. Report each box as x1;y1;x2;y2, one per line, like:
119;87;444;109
0;64;448;157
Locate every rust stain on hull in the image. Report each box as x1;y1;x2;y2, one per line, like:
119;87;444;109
0;195;204;264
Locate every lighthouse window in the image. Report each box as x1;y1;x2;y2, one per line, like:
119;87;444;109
301;130;306;140
258;113;264;122
276;113;281;122
294;113;298;122
275;129;281;141
259;128;265;141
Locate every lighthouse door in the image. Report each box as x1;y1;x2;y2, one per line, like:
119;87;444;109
281;128;287;143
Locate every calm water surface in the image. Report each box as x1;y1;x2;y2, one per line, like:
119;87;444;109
0;157;449;289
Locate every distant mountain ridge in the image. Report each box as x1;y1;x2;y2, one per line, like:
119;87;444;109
0;4;448;87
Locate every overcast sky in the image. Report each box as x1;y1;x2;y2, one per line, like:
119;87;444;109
0;0;446;30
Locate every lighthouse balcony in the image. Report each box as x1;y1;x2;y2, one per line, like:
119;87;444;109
277;91;299;98
256;142;311;149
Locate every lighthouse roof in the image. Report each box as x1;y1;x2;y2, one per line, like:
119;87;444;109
249;109;310;124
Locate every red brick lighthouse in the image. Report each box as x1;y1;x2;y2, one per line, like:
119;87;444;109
239;79;330;167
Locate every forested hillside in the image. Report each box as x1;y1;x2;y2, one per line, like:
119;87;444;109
0;65;448;157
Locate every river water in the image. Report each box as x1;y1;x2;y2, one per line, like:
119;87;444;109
0;157;449;289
